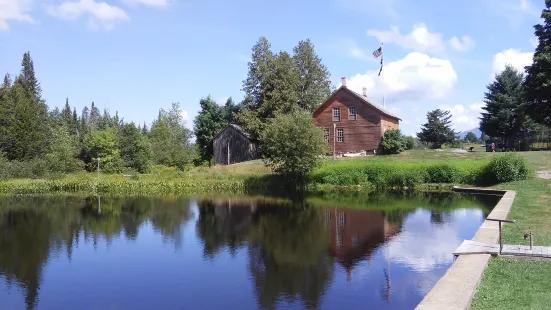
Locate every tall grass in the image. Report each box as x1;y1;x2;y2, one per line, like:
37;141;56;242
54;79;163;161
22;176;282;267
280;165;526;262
311;153;532;189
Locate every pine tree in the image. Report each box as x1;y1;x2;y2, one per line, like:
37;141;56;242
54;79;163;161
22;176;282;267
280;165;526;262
19;52;42;100
222;97;240;124
417;109;457;149
61;98;73;128
72;108;79;136
293;39;332;112
242;37;275;110
0;74;14;154
142;122;148;135
480;65;527;142
524;1;551;127
90;102;101;130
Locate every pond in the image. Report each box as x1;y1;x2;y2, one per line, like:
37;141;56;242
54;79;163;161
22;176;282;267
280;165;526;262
0;192;500;310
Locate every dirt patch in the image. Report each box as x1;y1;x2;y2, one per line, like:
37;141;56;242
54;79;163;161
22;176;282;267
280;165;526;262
537;171;551;179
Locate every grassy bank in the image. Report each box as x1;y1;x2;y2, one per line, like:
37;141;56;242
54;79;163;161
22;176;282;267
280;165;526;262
471;149;551;309
0;149;542;195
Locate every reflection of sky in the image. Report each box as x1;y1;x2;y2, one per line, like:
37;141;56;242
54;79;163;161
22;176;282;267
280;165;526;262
321;208;485;309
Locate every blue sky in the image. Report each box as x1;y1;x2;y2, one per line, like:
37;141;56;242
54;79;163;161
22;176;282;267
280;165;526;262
0;0;541;135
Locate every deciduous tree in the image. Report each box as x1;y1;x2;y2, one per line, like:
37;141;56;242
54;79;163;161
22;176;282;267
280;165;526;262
194;96;225;164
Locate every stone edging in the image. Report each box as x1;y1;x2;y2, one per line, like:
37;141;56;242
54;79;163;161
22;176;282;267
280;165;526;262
415;187;516;310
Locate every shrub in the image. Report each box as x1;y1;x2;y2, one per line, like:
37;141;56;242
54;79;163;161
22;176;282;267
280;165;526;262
484;153;532;184
261;110;327;181
380;129;405;154
404;136;416;150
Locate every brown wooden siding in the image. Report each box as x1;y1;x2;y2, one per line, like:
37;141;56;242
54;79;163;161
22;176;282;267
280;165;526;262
213;127;259;165
313;89;399;154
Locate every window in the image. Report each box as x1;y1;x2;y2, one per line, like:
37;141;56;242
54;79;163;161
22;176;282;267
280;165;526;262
333;108;340;121
337;128;344;142
349;106;356;120
323;128;329;143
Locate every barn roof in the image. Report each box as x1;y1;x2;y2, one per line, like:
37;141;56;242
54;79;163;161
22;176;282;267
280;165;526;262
314;86;401;121
213;123;257;141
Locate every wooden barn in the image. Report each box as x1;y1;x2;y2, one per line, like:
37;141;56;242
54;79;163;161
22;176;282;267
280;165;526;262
213;124;259;165
313;77;401;155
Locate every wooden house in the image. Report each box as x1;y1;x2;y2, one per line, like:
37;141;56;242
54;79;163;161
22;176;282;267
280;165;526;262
213;124;259;165
313;77;401;155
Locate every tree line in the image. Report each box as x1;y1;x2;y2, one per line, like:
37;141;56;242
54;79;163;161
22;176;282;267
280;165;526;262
0;52;194;175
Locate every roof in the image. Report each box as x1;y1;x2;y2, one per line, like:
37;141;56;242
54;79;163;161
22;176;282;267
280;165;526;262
314;86;402;121
213;123;257;141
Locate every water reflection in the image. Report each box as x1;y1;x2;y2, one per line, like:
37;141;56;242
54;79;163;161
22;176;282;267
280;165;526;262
0;193;499;310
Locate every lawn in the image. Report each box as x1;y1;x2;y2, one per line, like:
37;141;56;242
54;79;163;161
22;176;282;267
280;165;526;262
470;152;551;309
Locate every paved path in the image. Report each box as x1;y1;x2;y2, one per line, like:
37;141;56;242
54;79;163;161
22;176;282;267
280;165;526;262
537;170;551;179
454;240;551;258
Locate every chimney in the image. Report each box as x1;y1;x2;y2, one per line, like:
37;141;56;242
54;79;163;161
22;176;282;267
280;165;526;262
362;87;367;97
341;77;347;87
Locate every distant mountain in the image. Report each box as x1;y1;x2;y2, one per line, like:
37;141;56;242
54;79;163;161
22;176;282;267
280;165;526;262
457;128;482;139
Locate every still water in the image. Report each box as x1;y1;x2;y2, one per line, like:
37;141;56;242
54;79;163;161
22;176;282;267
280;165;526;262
0;193;500;310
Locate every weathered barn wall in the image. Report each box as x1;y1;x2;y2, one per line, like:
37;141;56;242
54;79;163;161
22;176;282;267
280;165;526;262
213;126;259;165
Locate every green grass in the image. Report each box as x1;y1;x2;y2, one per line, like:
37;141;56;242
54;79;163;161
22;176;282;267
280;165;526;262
471;259;551;310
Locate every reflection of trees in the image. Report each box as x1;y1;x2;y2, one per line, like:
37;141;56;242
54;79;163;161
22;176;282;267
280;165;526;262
0;196;194;310
196;200;334;309
247;206;333;310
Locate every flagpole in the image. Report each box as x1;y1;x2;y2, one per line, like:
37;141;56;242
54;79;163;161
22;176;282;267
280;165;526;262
381;42;386;109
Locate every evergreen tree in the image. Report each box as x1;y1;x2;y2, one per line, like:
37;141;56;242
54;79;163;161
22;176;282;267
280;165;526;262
480;65;527;142
61;98;73;128
222;97;240;124
417;109;457;149
293;39;332;112
119;123;152;173
7;52;50;159
142;122;148;136
80;106;90;137
0;74;14;154
464;132;478;143
524;1;551;127
89;102;101;130
72;108;79;136
194;96;225;164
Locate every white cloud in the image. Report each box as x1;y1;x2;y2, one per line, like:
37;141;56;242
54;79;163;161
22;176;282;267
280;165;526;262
530;37;538;48
180;110;188;121
121;0;169;8
491;48;533;77
449;36;475;52
0;0;34;31
442;102;484;132
47;0;129;30
367;23;446;55
344;52;457;104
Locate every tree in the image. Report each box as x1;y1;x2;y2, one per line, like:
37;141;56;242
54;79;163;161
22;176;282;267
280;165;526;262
81;128;124;173
222;97;240;124
119;123;152;173
380;129;405;154
524;2;551;127
417;109;456;149
260;110;327;182
61;98;72;128
464;132;478;143
293;39;332;112
89;102;101;130
480;65;527;142
45;126;83;173
149;103;194;169
194;96;225;164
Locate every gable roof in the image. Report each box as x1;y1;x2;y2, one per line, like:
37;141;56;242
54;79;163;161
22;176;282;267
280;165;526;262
213;123;258;142
313;86;401;121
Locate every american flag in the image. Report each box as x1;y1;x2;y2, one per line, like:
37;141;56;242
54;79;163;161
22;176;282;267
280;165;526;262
373;47;383;58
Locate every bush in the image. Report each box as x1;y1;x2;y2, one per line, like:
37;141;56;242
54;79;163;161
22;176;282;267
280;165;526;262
484;153;532;184
404;136;416;150
261;110;327;181
380;129;405;154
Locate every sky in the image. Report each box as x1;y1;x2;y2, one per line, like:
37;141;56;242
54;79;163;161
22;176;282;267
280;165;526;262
0;0;542;136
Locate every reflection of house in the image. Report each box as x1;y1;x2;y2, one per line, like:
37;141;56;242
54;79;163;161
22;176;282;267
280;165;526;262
324;208;400;277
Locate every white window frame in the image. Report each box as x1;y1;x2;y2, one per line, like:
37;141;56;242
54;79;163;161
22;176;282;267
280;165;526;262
337;128;344;142
333;108;340;121
349;106;356;120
